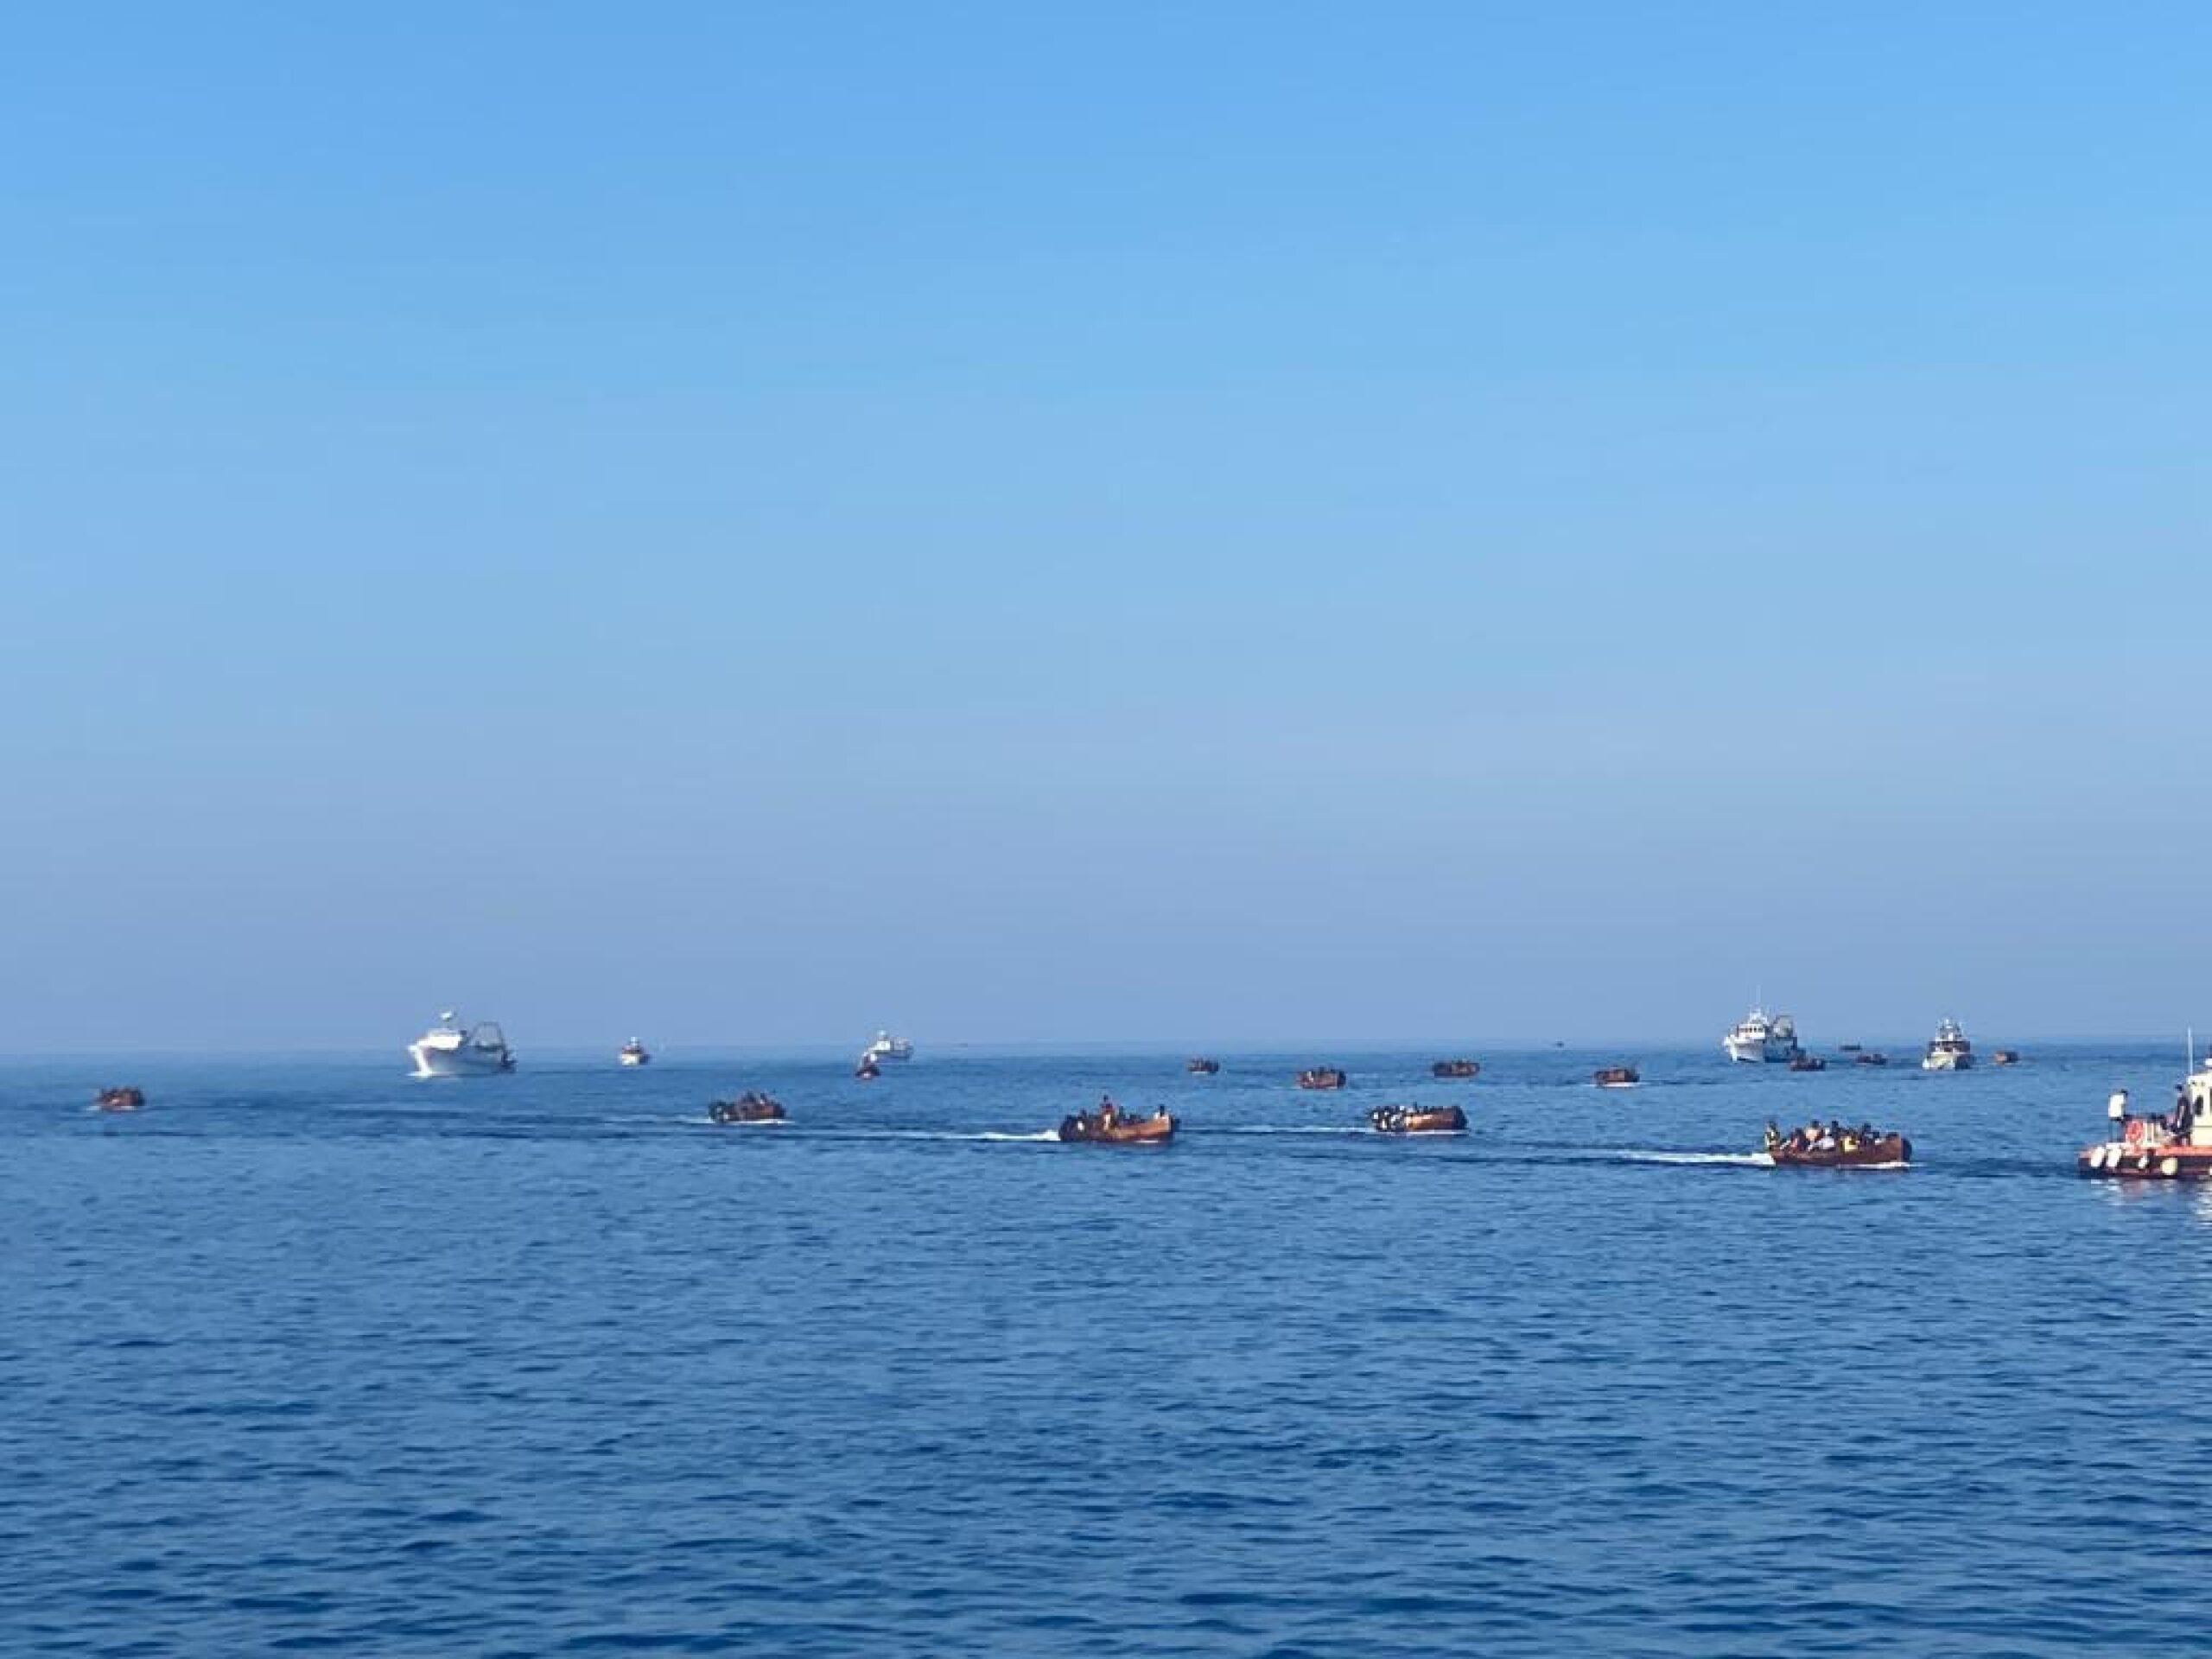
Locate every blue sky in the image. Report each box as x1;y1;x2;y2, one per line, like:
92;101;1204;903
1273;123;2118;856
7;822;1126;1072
5;3;2209;1050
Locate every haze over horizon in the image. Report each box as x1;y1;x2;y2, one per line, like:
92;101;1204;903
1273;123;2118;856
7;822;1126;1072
9;4;2210;1053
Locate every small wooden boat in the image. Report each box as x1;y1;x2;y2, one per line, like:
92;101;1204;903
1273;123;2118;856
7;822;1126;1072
94;1086;145;1114
855;1057;880;1081
1764;1126;1910;1166
1185;1058;1221;1075
1593;1065;1639;1088
1853;1052;1890;1067
1788;1053;1827;1072
1297;1067;1348;1090
1839;1042;1863;1053
1992;1049;2021;1066
1057;1107;1175;1145
1429;1058;1481;1079
1370;1104;1466;1135
709;1091;785;1124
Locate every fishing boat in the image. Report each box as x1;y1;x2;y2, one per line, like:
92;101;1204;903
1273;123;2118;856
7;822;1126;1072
2081;1071;2212;1179
1853;1052;1891;1067
1056;1101;1175;1145
1992;1049;2021;1066
407;1011;516;1077
1186;1058;1221;1075
94;1086;145;1113
1593;1065;1639;1088
1370;1104;1466;1135
709;1091;785;1124
1722;1006;1803;1064
1430;1058;1481;1079
861;1031;913;1065
619;1038;652;1067
1763;1122;1910;1167
1788;1053;1827;1073
1297;1066;1348;1090
1923;1018;1974;1071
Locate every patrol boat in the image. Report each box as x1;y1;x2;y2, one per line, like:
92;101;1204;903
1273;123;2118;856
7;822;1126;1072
1723;1006;1803;1064
407;1011;516;1077
2082;1067;2212;1179
1922;1018;1974;1071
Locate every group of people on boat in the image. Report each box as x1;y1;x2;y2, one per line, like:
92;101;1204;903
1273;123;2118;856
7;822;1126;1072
1058;1094;1176;1143
1764;1118;1887;1157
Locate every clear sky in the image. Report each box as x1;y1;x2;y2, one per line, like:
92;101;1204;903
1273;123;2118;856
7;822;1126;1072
6;3;2209;1052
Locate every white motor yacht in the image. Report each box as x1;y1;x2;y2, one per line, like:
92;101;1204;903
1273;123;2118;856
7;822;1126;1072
861;1030;913;1065
619;1038;651;1067
407;1011;516;1077
1923;1018;1974;1071
1722;1006;1803;1065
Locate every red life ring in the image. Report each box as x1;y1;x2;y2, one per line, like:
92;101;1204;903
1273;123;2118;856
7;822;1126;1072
2125;1118;2147;1147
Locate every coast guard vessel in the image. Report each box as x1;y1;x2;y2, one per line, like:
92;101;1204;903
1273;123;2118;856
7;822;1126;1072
407;1011;516;1077
1922;1018;1974;1071
1723;1006;1803;1065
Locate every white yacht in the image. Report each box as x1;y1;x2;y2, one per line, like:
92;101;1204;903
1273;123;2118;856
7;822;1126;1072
1722;1006;1803;1065
1923;1018;1974;1071
407;1011;516;1077
618;1038;651;1067
861;1030;913;1065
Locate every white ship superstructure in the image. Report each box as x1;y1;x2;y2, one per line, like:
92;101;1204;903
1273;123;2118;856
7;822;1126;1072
407;1011;516;1077
861;1031;913;1065
1923;1018;1974;1071
1722;1006;1803;1065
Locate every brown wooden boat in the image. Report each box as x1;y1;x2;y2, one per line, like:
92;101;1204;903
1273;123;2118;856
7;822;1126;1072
1057;1106;1175;1145
1297;1067;1348;1090
94;1086;145;1113
1992;1049;2021;1066
1764;1127;1910;1166
1429;1058;1481;1079
709;1091;785;1124
1185;1058;1221;1075
1370;1104;1466;1135
1788;1053;1827;1072
1593;1065;1639;1088
1853;1052;1890;1066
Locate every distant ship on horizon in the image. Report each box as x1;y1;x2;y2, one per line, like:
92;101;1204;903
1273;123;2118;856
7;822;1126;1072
1722;1005;1802;1065
407;1011;516;1077
861;1030;913;1065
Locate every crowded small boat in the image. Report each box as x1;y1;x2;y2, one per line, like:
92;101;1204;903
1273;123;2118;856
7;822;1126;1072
1297;1066;1348;1090
1593;1065;1639;1088
1853;1051;1890;1067
1057;1096;1175;1144
2081;1071;2212;1179
1370;1104;1466;1135
709;1091;785;1124
855;1055;880;1080
1429;1058;1481;1079
619;1038;651;1067
94;1086;145;1113
1186;1057;1221;1074
1763;1119;1910;1167
1788;1053;1827;1072
1992;1049;2021;1066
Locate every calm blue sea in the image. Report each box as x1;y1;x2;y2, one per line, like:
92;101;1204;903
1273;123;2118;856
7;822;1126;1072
6;1043;2208;1656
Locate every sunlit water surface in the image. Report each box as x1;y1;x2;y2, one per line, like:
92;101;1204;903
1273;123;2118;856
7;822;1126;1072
7;1044;2208;1656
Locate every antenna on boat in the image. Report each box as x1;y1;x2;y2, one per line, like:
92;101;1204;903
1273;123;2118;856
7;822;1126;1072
2190;1026;2196;1073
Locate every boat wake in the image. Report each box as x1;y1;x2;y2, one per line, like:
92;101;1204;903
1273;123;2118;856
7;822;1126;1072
1603;1149;1774;1167
1217;1125;1368;1136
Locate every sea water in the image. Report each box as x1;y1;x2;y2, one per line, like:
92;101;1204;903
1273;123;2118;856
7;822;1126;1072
5;1045;2207;1656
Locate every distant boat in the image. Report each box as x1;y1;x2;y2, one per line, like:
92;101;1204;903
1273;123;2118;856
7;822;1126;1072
1430;1058;1481;1079
1923;1019;1974;1072
1839;1042;1864;1053
619;1038;651;1067
1370;1104;1466;1135
1723;1006;1803;1065
1992;1049;2021;1067
1297;1066;1348;1090
408;1011;515;1077
1186;1058;1221;1075
1594;1065;1640;1089
709;1091;785;1124
1788;1053;1827;1073
94;1086;145;1114
1853;1052;1891;1067
861;1031;913;1065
